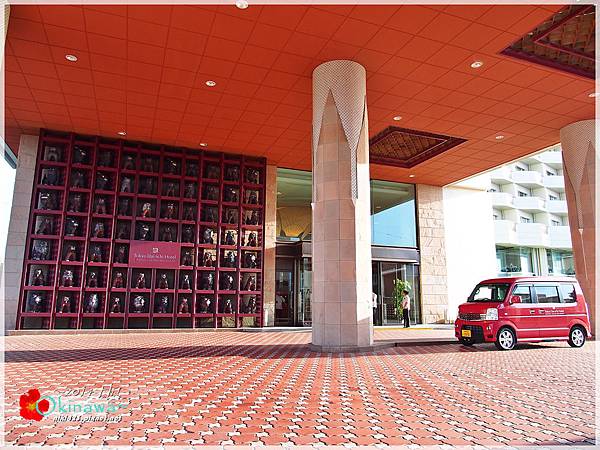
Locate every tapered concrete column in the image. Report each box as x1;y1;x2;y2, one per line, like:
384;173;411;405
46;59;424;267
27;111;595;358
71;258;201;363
310;60;373;351
560;120;597;335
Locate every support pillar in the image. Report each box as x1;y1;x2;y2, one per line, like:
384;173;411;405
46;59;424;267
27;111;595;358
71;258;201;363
560;120;597;335
262;164;277;327
310;60;373;351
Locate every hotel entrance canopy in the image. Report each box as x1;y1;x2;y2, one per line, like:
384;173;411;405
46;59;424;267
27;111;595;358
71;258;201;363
4;4;595;185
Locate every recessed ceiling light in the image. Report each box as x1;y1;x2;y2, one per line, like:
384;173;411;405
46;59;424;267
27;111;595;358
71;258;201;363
393;115;402;121
588;92;599;98
236;0;249;9
199;142;208;147
277;191;282;195
470;60;484;69
495;135;505;140
408;174;416;178
205;80;217;87
65;54;78;62
117;131;126;136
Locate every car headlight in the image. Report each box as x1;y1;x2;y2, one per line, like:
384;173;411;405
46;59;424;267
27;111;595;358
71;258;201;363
485;308;498;321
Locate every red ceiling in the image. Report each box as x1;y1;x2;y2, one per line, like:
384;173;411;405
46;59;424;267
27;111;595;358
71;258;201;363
4;4;595;185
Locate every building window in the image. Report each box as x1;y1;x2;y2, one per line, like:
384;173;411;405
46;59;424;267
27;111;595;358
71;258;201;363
549;194;558;201
370;180;417;247
546;170;555;176
276;169;312;242
520;217;531;223
488;188;497;193
518;191;528;197
547;249;575;275
551;219;561;226
496;246;533;274
515;166;525;171
493;214;499;220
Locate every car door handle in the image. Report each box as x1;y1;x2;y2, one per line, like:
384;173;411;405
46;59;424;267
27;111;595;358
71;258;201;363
538;310;545;314
529;309;536;314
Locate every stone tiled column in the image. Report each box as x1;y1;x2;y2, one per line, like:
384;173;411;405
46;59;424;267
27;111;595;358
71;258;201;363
417;184;449;324
310;60;373;351
560;120;597;334
262;164;277;327
3;135;38;332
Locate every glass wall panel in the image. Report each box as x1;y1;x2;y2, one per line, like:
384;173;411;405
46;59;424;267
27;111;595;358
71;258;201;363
276;169;312;241
377;261;421;325
370;181;417;247
297;258;312;326
547;249;575;275
496;246;534;275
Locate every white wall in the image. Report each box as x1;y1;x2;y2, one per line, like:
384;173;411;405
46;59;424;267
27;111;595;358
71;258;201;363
443;185;497;321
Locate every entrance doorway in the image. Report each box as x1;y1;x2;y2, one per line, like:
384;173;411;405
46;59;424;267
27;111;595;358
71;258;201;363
372;261;421;325
275;258;294;326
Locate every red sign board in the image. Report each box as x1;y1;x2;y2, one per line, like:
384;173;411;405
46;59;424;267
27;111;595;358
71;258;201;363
129;241;181;268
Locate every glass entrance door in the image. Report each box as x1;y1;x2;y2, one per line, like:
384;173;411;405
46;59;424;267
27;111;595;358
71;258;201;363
372;261;421;326
275;258;294;326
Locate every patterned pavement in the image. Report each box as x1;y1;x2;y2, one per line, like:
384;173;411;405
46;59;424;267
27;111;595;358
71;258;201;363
3;330;596;447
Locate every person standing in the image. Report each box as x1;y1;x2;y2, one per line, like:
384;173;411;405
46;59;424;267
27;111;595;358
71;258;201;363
401;289;410;328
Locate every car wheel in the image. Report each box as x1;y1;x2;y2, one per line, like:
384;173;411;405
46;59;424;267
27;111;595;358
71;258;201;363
460;339;474;347
495;327;516;351
568;326;586;348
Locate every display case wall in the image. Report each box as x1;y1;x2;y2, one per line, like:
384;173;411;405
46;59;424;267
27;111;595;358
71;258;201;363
17;130;266;330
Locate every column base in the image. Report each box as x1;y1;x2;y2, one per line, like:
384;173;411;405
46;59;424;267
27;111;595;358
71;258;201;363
308;342;394;353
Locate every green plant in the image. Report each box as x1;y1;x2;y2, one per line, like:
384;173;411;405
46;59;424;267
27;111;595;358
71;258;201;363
392;278;411;317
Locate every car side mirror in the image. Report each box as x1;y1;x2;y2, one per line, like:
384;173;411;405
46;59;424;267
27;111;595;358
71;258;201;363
509;295;521;305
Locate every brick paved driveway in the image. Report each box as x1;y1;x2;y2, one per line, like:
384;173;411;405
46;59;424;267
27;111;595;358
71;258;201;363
3;331;595;446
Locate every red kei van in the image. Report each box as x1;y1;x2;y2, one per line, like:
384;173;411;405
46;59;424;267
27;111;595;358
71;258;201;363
455;277;592;350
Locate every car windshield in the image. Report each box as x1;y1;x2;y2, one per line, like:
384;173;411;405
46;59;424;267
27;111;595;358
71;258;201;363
467;283;510;302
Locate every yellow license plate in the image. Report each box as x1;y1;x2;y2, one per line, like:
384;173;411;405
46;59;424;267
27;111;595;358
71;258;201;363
461;329;472;338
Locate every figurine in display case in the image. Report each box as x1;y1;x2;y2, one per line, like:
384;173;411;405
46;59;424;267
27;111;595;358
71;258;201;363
200;273;214;291
118;198;131;216
246;232;258;247
178;297;190;314
141;202;153;218
223;251;236;268
223;230;236;246
122;154;135;170
165;158;179;175
203;207;217;223
161;226;175;242
184;183;196;199
65;218;80;237
164;182;177;197
142;157;155;172
88;245;103;262
225;209;237;224
205;185;218;201
114;245;127;264
182;226;194;243
117;223;130;240
36;217;53;235
198;296;211;313
164;203;177;219
225;166;239;182
96;173;109;190
141;177;155;194
87;271;99;288
186;162;198;177
84;293;100;313
28;294;45;312
31;268;46;286
41;167;59;186
94;197;108;215
243;275;256;291
71;171;86;188
181;274;191;290
158;273;169;289
67;194;82;212
222;298;233;314
202;228;214;244
135;272;147;289
63;244;77;261
112;272;125;288
73;146;89;164
181;249;194;266
220;274;235;291
156;296;170;313
205;165;219;179
39;192;57;210
183;206;195;221
98;151;113;167
244;252;258;269
120;176;133;193
58;295;72;313
246;168;260;184
224;187;238;203
131;295;146;313
32;241;50;260
244;210;260;225
246;190;259;205
243;296;257;314
202;251;214;267
110;296;122;313
44;145;60;162
92;222;105;238
138;223;152;241
61;269;74;287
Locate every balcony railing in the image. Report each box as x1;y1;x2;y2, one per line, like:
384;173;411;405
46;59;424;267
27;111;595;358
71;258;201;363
489;166;512;183
513;196;545;211
490;192;513;208
511;170;543;186
516;222;548;247
494;220;516;245
547;199;568;214
548;226;572;249
535;151;563;165
543;175;565;190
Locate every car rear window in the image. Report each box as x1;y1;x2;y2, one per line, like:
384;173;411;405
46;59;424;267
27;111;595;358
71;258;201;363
512;285;532;303
535;285;560;303
560;284;577;303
